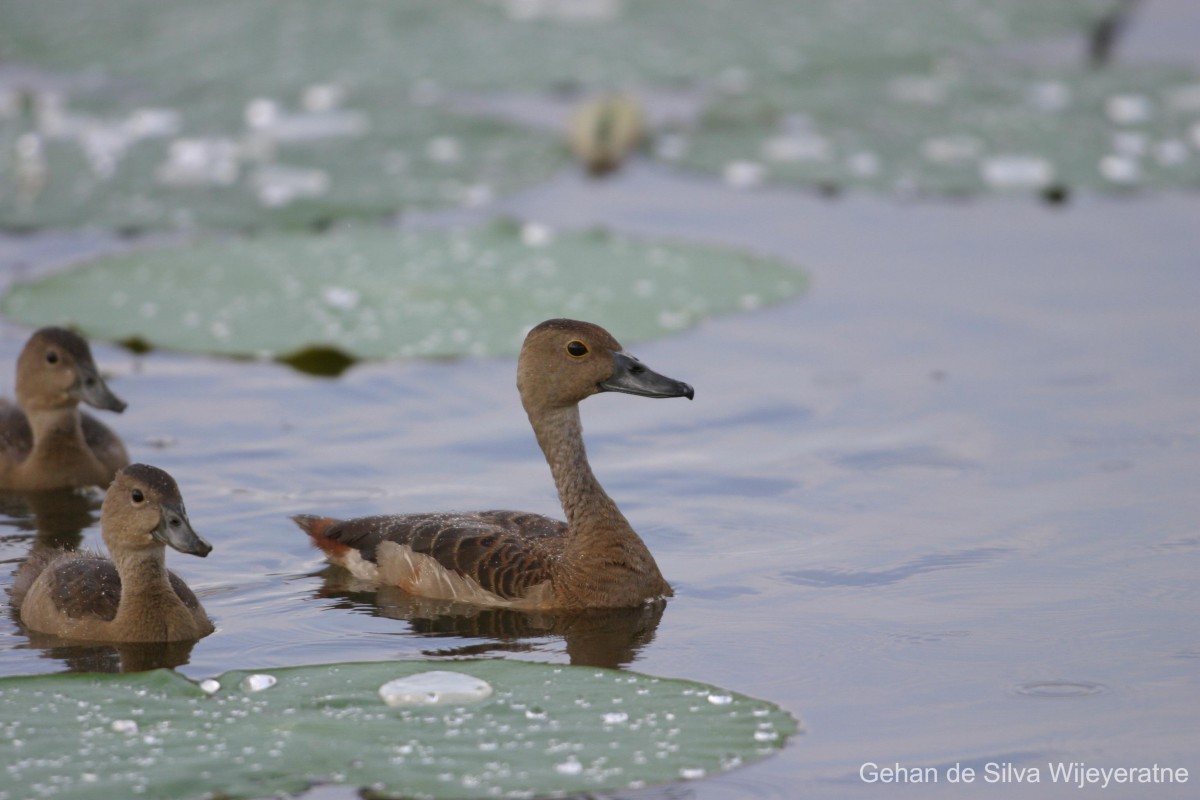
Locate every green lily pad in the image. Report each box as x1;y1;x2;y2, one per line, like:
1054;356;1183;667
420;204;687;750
0;659;799;799
675;59;1200;194
0;83;565;231
0;222;804;360
1;0;1185;231
0;0;1123;95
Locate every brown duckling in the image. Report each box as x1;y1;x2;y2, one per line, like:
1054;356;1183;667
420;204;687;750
12;464;214;642
0;326;128;491
295;318;693;611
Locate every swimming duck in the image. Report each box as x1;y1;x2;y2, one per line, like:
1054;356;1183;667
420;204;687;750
0;326;128;491
294;318;693;611
11;464;214;642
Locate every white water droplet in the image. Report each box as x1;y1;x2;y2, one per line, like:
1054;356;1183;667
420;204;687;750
762;132;830;162
707;693;734;705
378;671;492;707
322;286;361;311
240;674;277;693
602;711;628;724
521;222;553;247
199;679;221;695
980;155;1054;189
111;719;139;734
921;135;982;164
680;766;707;779
1099;154;1140;185
1106;94;1153;124
723;160;764;189
846;151;880;177
251;165;330;208
555;757;583;776
302;83;345;113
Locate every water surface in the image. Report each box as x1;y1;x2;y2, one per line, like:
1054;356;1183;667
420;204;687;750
2;172;1197;798
3;0;1200;791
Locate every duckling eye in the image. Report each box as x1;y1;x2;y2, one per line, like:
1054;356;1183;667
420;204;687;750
565;340;589;358
131;489;144;504
45;351;59;365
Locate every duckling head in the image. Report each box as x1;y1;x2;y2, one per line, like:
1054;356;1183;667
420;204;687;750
102;464;211;557
517;318;694;414
16;327;127;414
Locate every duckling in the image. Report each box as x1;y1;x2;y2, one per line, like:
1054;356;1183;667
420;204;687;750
11;464;213;642
0;327;128;491
295;318;693;611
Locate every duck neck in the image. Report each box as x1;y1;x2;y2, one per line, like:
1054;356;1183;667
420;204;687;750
20;410;92;472
25;407;85;454
529;404;636;549
111;547;176;616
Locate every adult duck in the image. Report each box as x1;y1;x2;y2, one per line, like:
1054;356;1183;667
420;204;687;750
294;318;693;610
0;327;128;491
12;464;214;642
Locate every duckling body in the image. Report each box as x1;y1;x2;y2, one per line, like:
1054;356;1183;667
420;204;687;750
295;318;693;611
0;327;128;491
12;464;213;642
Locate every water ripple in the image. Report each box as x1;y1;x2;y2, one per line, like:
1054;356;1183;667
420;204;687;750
782;547;1010;588
1012;680;1107;698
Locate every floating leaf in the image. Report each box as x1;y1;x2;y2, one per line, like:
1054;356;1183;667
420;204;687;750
1;0;1187;231
0;0;1125;95
0;222;804;360
678;60;1200;194
0;90;564;230
0;659;799;799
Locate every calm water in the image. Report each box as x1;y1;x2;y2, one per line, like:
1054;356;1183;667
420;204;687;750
3;3;1200;793
2;171;1197;799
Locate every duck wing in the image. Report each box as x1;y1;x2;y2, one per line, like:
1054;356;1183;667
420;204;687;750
294;511;565;602
37;552;121;622
0;403;33;462
166;570;206;611
81;411;129;476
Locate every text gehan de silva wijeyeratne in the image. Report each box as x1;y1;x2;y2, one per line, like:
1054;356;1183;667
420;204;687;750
860;761;1189;789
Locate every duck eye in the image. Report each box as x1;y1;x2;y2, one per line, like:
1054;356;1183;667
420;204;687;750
566;340;589;358
131;489;144;503
45;351;59;365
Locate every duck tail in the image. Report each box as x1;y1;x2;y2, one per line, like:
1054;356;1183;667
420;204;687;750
291;514;350;557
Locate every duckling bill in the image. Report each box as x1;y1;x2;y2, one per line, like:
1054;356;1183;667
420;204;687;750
295;318;692;611
0;326;129;490
11;464;214;642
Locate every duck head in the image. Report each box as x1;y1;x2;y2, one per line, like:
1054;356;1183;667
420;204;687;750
517;319;694;414
15;327;127;414
102;464;211;557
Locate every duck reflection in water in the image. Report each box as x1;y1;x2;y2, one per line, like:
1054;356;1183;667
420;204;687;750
315;565;666;670
0;486;100;552
9;629;199;673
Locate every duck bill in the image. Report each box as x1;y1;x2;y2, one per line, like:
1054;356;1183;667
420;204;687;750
72;366;127;413
153;502;212;557
599;351;694;400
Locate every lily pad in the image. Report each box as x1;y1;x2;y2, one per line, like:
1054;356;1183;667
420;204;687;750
0;0;1124;95
1;0;1185;231
0;84;565;231
0;222;804;360
0;659;798;799
676;59;1200;194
